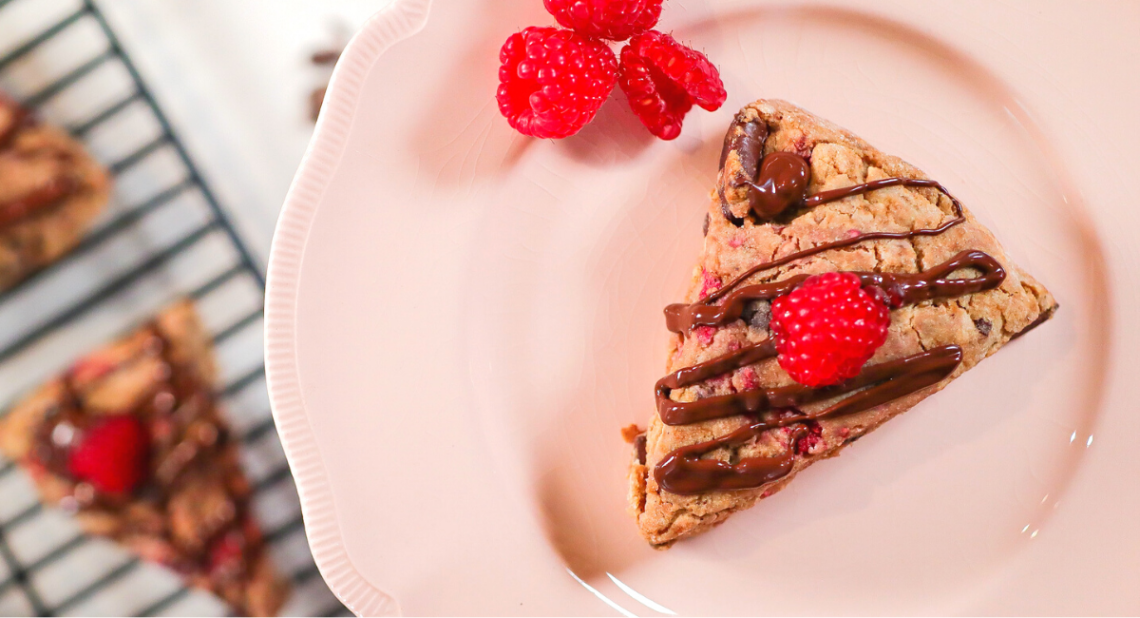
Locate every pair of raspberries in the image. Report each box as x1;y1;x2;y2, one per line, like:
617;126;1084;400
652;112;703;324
496;0;727;140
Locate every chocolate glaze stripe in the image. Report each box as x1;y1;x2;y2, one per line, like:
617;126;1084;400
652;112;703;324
666;250;1005;333
657;424;805;494
656;340;776;425
703;176;967;308
0;176;80;231
658;339;964;427
654;345;963;495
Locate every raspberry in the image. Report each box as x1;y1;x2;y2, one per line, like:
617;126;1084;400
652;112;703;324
496;27;617;139
794;420;824;455
618;30;726;139
770;272;890;387
67;415;149;495
208;528;247;575
698;268;721;299
543;0;662;41
736;366;759;391
694;325;716;345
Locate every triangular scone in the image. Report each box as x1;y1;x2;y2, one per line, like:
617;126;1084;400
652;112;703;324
0;301;288;615
628;99;1057;548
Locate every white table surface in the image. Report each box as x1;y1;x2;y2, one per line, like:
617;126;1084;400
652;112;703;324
98;0;386;261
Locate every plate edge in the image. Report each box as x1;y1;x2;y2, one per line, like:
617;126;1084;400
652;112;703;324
263;0;433;615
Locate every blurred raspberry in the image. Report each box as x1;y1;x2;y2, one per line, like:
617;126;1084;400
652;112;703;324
67;415;149;495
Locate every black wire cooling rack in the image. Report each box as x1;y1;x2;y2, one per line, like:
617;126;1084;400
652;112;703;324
0;0;346;615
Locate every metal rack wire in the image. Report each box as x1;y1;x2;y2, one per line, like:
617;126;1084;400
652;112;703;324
0;0;346;614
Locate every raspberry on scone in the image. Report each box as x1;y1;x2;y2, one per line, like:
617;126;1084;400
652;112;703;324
770;271;891;387
496;26;617;139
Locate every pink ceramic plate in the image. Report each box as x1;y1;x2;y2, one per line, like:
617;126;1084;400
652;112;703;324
266;1;1137;614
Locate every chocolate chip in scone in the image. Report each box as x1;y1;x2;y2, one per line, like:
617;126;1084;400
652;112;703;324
973;317;992;337
634;434;647;465
740;299;771;331
702;213;710;237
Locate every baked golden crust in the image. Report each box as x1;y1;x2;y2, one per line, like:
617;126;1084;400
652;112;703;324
631;99;1057;547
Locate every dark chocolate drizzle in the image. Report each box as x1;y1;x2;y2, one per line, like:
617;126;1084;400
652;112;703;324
717;115;963;228
654;338;964;494
665;250;1005;333
652;114;1014;496
0;97;82;231
717;114;768;226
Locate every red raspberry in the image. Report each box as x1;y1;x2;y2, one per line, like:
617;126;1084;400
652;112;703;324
794;420;824;455
694;325;716;345
67;415;149;495
770;272;890;387
496;27;617;139
543;0;662;41
618;30;726;139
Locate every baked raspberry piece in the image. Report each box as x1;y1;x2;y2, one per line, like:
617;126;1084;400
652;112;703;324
496;26;617;139
543;0;662;41
770;271;891;387
618;30;726;139
0;301;288;615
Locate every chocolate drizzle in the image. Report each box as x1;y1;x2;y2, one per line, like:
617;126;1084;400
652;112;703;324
665;250;1005;333
657;344;963;429
651;114;1015;496
0;97;82;231
655;345;964;495
656;424;805;495
718;115;768;226
717;115;965;229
